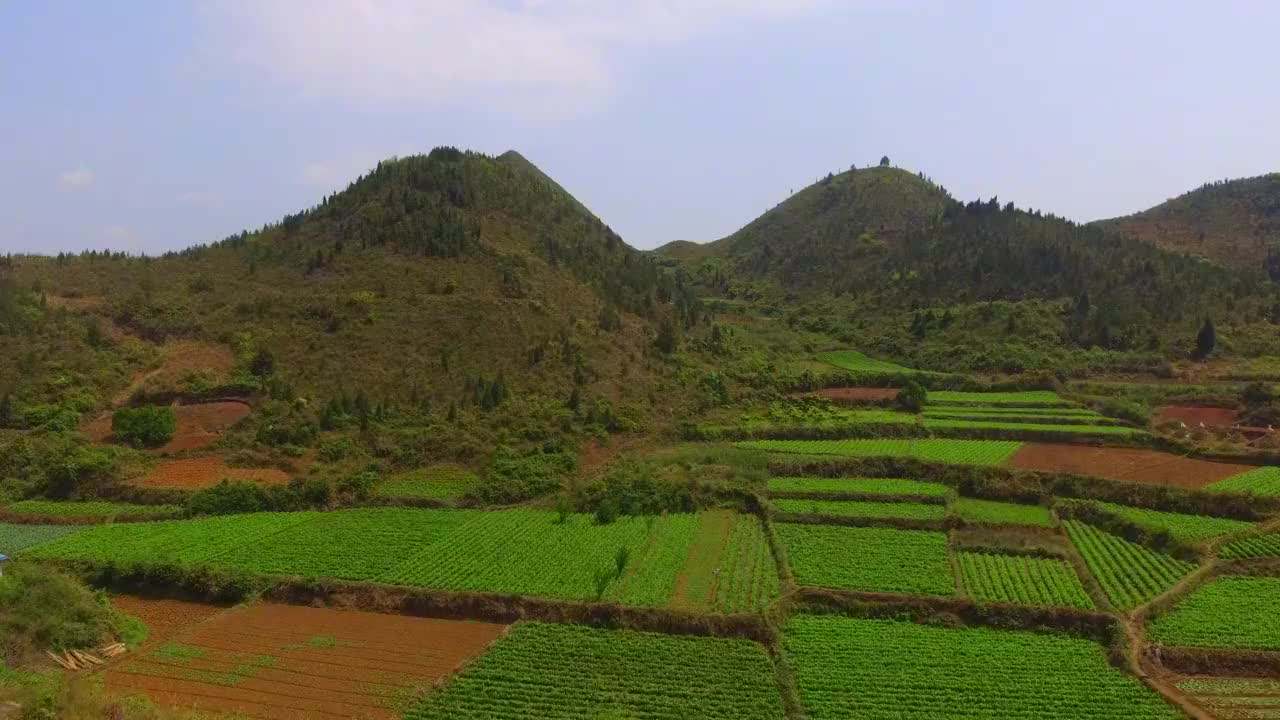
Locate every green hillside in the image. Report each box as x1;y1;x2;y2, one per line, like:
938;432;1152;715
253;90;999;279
1097;173;1280;277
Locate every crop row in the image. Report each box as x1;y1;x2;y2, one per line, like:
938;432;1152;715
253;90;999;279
957;552;1094;609
1219;532;1280;559
712;513;781;613
406;622;785;719
1207;466;1280;497
775;523;954;596
1064;521;1193;609
373;465;479;501
738;438;1023;465
1148;577;1280;652
817;350;918;374
783;616;1180;719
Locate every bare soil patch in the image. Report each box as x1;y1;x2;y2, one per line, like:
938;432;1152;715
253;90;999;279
105;603;507;720
812;387;899;403
111;596;232;648
1007;443;1254;489
136;457;290;490
1155;405;1239;429
82;400;252;453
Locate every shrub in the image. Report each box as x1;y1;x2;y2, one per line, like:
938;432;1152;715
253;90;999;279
111;406;176;447
337;470;377;501
187;479;271;516
897;381;928;413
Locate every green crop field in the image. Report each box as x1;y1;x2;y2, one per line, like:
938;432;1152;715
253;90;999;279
783;616;1180;719
775;523;953;595
373;465;479;501
24;508;729;605
772;498;946;521
706;513;780;613
1206;466;1280;497
738;438;1023;465
924;406;1104;418
1089;501;1251;544
1149;577;1280;651
951;498;1054;527
0;523;83;553
923;417;1144;437
1065;521;1194;609
4;500;182;519
766;476;952;500
927;390;1074;407
406;622;785;719
817;350;919;374
957;552;1094;609
1219;532;1280;559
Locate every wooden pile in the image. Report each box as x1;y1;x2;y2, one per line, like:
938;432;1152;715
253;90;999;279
44;643;126;671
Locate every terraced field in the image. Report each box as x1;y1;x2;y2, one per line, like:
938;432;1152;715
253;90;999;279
775;523;954;595
106;603;507;720
1175;676;1280;720
766;476;952;500
956;552;1094;609
0;522;83;553
783;616;1180;719
406;622;785;719
1219;532;1280;559
3;499;182;520
739;438;1023;465
1087;501;1251;545
1149;577;1280;651
374;466;479;501
23;508;773;608
1065;521;1195;609
1207;466;1280;496
951;498;1054;527
772;498;946;521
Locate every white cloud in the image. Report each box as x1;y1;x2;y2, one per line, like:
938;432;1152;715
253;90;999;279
199;0;827;115
58;166;94;189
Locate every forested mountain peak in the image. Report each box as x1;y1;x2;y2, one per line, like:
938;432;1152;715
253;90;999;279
1096;173;1280;278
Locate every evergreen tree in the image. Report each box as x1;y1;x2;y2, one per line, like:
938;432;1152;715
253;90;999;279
1193;318;1216;360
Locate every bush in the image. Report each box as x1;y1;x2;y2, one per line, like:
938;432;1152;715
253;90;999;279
186;480;271;516
896;381;927;413
470;446;576;504
0;562;123;659
1243;382;1275;406
111;406;176;447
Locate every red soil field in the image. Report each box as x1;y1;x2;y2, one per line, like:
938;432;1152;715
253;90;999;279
82;401;252;453
105;603;508;720
812;387;899;403
1155;405;1239;429
111;596;232;646
1007;443;1254;490
137;457;290;490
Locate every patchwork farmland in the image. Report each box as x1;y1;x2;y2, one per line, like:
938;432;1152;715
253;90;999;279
7;347;1280;720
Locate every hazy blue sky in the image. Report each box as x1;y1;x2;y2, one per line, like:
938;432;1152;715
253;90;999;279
2;1;1277;254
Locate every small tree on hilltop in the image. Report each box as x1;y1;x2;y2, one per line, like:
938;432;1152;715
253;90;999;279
1192;318;1216;361
879;156;891;167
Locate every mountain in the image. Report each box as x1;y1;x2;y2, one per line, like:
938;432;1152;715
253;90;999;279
1095;173;1280;278
3;148;699;465
659;163;1280;359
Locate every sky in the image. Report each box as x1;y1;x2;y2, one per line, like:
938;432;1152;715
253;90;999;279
2;1;1278;255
